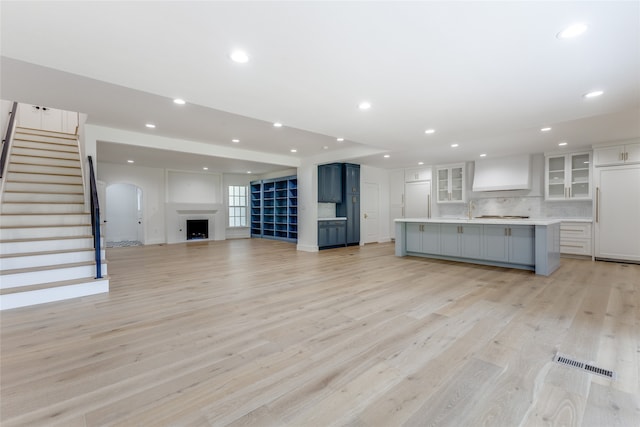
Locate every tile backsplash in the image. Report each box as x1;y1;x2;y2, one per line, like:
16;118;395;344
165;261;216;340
438;196;592;219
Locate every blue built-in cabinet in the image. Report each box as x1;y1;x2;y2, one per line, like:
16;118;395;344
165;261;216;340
250;175;297;243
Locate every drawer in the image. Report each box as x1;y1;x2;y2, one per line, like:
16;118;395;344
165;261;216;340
560;238;592;256
561;222;592;239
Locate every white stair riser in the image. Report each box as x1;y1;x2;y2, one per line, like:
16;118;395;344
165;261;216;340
0;214;91;227
1;237;95;254
0;279;109;310
0;225;93;240
1;250;105;270
10;147;78;160
15;129;77;141
2;192;84;203
1;263;108;288
6;172;83;184
10;155;80;168
2;203;86;214
4;182;84;193
13;139;78;153
9;163;81;176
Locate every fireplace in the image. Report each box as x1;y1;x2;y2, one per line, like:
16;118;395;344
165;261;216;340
186;219;208;240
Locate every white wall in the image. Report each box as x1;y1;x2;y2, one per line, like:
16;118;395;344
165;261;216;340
167;170;221;203
97;162;166;245
296;162;318;252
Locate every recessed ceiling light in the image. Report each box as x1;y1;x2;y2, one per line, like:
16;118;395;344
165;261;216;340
336;137;344;142
383;154;390;158
290;149;297;153
273;122;283;128
232;139;240;143
424;129;435;134
451;143;459;148
557;23;588;39
480;153;487;157
247;171;252;174
558;141;568;146
203;167;208;170
127;160;134;163
145;123;156;128
418;161;424;165
173;98;186;105
584;90;604;98
358;101;371;110
540;127;552;132
323;146;329;150
230;50;249;63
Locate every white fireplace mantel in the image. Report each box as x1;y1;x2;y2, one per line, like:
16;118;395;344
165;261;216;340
165;203;224;244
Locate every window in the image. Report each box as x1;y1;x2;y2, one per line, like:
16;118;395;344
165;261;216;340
228;185;247;227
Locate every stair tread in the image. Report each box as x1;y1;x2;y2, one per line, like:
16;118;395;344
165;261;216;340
0;247;95;259
1;275;109;295
8;170;82;177
0;260;107;276
3;190;84;195
0;224;91;229
0;212;91;216
10;161;80;169
16;126;77;137
5;180;83;185
2;201;84;205
0;234;93;243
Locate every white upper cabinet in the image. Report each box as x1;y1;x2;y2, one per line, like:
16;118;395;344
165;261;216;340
545;152;592;201
436;163;465;203
593;142;640;167
404;167;431;182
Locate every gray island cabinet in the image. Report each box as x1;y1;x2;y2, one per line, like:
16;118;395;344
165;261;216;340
395;218;561;276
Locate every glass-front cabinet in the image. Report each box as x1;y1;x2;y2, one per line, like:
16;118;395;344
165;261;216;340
545;152;592;201
437;163;465;203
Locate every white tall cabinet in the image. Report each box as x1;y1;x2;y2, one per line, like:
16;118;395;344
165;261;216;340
593;142;640;262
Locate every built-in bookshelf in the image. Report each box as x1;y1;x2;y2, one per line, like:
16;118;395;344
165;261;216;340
250;175;297;242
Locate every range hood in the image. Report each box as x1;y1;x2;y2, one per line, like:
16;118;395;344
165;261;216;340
472;154;531;192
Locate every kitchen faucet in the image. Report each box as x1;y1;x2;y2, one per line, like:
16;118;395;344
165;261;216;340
467;200;475;220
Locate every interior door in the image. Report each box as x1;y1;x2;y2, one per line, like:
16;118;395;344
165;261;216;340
363;182;379;244
405;180;431;218
106;183;141;243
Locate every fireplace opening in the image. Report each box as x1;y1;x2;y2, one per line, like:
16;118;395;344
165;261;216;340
186;219;208;240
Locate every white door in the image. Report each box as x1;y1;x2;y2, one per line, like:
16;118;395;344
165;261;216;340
405;180;431;218
106;183;143;243
595;165;640;261
363;182;379;244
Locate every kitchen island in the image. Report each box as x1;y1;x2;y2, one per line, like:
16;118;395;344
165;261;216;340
395;218;561;276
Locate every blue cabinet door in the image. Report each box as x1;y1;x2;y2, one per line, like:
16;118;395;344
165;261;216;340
509;225;535;265
440;224;460;256
483;225;509;262
406;223;422;252
421;223;440;254
460;224;483;258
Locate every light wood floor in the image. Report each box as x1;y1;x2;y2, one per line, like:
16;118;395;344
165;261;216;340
1;239;638;426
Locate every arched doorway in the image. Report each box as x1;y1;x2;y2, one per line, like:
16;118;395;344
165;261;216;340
105;183;144;247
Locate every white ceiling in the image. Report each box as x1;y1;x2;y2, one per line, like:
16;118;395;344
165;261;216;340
1;1;639;173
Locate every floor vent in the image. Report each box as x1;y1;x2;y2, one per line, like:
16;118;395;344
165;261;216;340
553;352;616;380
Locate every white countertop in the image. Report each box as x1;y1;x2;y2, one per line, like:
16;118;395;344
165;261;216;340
395;217;562;226
318;217;347;221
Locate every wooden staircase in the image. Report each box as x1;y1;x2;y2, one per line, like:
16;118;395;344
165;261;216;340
0;127;108;310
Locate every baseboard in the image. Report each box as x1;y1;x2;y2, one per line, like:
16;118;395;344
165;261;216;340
0;279;109;310
296;244;319;253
